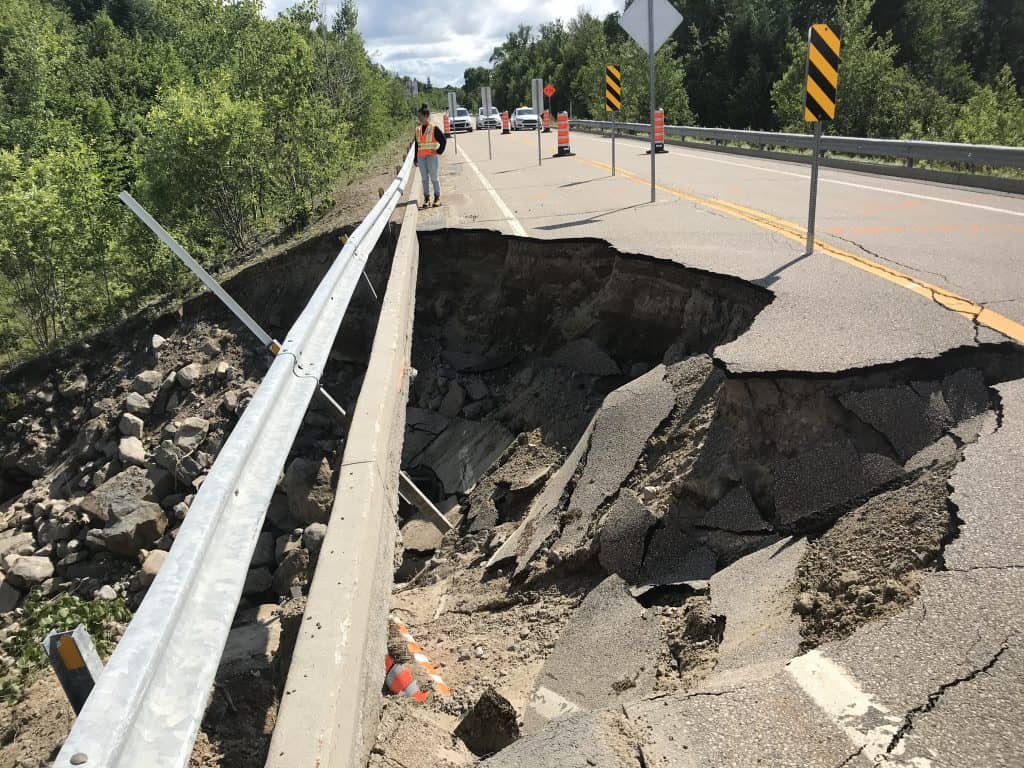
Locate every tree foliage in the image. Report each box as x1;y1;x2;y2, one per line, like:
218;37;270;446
0;0;414;361
462;0;1024;139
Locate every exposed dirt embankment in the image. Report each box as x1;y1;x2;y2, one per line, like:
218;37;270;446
0;223;396;767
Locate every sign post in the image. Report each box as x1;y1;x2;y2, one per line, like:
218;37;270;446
532;77;544;167
802;23;841;254
618;0;682;203
447;90;458;153
605;64;622;176
482;86;493;160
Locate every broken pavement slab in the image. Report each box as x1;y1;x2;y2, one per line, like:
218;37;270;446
525;574;661;733
597;489;658;583
708;536;805;675
946;377;1024;570
480;711;641;768
410;418;514;496
626;670;868;768
839;384;952;461
551;364;676;563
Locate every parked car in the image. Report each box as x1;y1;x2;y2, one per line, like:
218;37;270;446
476;106;500;130
511;107;539;131
450;106;473;132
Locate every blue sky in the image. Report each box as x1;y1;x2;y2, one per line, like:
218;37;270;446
262;0;622;86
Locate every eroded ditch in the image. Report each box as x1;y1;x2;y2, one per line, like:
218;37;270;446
378;229;1024;766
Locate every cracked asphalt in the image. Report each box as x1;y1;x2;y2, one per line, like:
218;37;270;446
428;131;1024;767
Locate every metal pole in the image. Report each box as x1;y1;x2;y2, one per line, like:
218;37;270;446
612;110;617;176
648;0;656;203
487;119;492;160
537;118;542;166
805;121;822;254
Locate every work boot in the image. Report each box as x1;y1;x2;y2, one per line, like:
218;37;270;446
432;196;442;208
421;197;432;210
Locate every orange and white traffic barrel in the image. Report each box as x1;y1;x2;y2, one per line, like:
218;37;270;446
443;113;451;137
388;616;451;699
553;111;574;157
652;109;667;153
542;110;551;133
501;110;510;134
384;655;428;702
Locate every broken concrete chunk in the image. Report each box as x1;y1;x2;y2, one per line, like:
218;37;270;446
301;522;327;555
118;436;147;467
455;687;520;757
94;502;167;557
840;384;952;461
273;547;310;595
639;515;717;587
176;363;204;388
553;364;675;562
412;419;513;497
6;556;54;588
0;580;22;613
124;391;151;416
0;531;36;558
941;368;989;423
703;485;770;533
400;516;443;553
773;437;870;527
481;711;639;768
283;457;333;525
906;435;959;472
709;536;805;673
138;549;167;587
173;416;210;451
79;466;169;524
131;370;163;395
526;574;661;733
597;489;657;583
549;338;620;376
405;407;451;435
119;412;144;438
438;383;466;418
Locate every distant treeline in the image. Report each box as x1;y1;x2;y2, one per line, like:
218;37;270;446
0;0;414;360
454;0;1024;145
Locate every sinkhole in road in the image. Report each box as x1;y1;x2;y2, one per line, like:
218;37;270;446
383;228;1024;762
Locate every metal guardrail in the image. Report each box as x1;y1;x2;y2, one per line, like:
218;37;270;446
571;119;1024;177
54;146;416;768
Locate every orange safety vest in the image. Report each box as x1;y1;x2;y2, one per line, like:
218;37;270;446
416;125;439;158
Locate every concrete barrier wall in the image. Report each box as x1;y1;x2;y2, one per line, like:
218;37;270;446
265;201;419;768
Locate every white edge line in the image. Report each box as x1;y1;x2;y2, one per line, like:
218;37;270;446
458;145;528;237
574;132;1024;219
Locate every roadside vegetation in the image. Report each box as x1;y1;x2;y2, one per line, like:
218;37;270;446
454;0;1024;145
0;0;413;365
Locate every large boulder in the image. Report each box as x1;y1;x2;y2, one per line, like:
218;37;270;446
173;417;210;451
92;502;167;557
0;530;36;558
6;556;55;589
79;466;172;524
283;458;334;525
131;370;163;395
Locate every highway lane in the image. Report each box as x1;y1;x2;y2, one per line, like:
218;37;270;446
570;129;1024;310
430;128;1023;374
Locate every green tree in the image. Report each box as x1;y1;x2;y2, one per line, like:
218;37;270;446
955;65;1024;146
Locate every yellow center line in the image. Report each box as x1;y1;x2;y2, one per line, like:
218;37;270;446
499;134;1024;343
573;156;1024;344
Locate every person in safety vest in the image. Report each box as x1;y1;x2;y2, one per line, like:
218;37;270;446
412;104;447;209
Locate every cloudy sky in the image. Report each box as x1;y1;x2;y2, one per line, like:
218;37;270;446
263;0;623;86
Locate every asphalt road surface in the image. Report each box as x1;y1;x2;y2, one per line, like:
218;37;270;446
423;128;1024;768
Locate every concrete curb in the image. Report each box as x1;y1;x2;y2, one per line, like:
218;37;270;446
265;201;419;768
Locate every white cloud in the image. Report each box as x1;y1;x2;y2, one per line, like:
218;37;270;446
262;0;622;85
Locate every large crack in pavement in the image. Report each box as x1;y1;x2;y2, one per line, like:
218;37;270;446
885;637;1012;756
376;229;1024;768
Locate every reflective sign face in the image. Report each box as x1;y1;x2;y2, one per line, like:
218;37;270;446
544;84;556;98
606;65;621;112
619;0;683;55
804;24;841;122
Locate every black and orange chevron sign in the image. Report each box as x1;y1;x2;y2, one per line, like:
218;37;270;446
605;64;622;112
804;24;841;122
